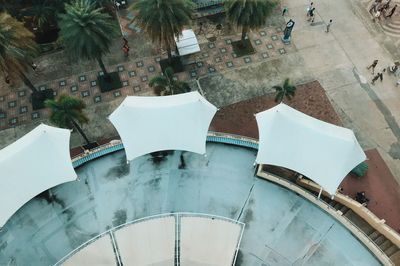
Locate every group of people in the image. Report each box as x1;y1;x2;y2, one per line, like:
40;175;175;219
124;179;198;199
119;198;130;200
305;2;333;32
367;59;400;85
370;0;398;21
367;59;385;84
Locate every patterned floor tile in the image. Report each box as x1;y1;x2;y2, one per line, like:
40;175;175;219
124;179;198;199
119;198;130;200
19;106;28;114
226;61;234;68
136;60;144;67
94;95;102;103
81;90;90;97
18;90;26;97
129;70;136;77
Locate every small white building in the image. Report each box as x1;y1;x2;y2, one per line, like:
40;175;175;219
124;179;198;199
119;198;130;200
175;29;201;56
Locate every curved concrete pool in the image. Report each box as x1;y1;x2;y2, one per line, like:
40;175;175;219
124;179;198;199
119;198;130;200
0;143;381;265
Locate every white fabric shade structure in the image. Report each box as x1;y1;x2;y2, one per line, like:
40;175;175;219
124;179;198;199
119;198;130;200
0;124;77;228
255;103;366;195
175;29;201;56
109;91;217;162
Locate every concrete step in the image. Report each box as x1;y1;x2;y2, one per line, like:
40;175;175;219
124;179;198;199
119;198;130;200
374;234;387;246
384;244;399;257
369;230;381;240
379;239;393;252
333;202;343;210
339;205;350;214
389;249;400;265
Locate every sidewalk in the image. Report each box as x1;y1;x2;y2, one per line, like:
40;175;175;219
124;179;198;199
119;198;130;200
0;19;295;150
283;0;400;184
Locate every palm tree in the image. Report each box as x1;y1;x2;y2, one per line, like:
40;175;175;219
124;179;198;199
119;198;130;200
0;12;39;93
22;0;63;31
45;94;91;145
273;78;296;103
226;0;275;44
149;67;191;96
130;0;194;61
58;0;119;77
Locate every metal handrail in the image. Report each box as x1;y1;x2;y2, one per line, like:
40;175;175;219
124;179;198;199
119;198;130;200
257;169;394;265
54;212;244;266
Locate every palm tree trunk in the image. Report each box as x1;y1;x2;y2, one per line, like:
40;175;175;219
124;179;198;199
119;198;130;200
69;118;91;145
18;71;38;93
166;45;172;63
97;57;108;75
241;25;248;43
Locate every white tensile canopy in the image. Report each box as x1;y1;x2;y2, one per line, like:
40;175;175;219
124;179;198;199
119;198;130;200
255;103;366;195
175;29;201;56
0;124;77;228
109;91;217;162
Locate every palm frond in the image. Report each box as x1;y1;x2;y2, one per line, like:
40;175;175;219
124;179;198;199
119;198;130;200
226;0;275;31
130;0;193;52
58;0;119;61
0;12;38;80
45;94;89;129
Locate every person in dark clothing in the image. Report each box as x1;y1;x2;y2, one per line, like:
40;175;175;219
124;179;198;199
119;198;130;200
371;71;384;84
308;8;316;23
367;59;379;74
355;191;370;206
386;4;397;18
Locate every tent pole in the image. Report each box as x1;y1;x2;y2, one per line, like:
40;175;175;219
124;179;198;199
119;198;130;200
317;187;323;199
196;78;205;96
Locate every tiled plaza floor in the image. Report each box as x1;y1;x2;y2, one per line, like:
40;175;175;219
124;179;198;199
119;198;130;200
0;26;295;130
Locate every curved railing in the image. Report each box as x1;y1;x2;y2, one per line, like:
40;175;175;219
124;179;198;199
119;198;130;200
54;212;245;266
257;169;394;266
71;131;259;168
69;131;396;265
297;178;400;248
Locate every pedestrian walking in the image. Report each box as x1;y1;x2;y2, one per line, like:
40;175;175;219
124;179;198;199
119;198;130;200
326;19;333;32
308;7;316;23
122;44;129;57
371;73;380;84
31;62;37;71
386;4;397;18
371;71;384;84
383;0;392;10
373;10;382;21
306;2;314;17
370;1;379;13
282;6;288;16
367;59;379;74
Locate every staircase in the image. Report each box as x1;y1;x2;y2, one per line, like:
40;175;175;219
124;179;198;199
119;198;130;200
320;195;400;264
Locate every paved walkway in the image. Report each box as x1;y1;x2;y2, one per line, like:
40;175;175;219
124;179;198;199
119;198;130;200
0;25;293;130
283;0;400;184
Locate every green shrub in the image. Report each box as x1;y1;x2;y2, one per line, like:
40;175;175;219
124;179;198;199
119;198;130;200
351;161;368;177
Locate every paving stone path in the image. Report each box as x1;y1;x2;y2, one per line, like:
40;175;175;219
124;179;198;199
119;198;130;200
0;26;294;130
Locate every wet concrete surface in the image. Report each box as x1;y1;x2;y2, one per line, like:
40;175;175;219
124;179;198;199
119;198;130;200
0;143;380;265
